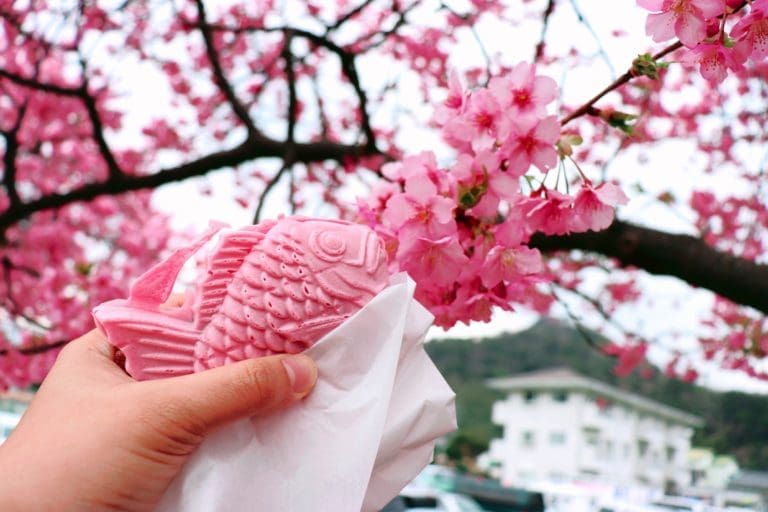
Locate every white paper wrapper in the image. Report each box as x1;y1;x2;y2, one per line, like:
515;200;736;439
156;273;457;512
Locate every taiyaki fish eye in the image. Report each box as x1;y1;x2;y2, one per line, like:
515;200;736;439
318;231;346;255
309;230;347;262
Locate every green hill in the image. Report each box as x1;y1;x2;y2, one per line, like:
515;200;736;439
426;319;768;469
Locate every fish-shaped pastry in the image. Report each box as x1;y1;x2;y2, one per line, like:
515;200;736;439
92;217;389;381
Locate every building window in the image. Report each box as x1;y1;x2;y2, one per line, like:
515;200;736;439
583;427;599;446
521;431;535;448
549;431;566;445
666;446;676;463
604;440;614;460
523;390;537;403
553;390;568;402
624;443;631;459
638;439;649;458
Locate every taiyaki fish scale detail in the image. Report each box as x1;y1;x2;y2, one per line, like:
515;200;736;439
92;217;389;381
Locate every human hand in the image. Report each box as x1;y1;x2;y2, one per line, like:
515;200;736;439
0;328;317;511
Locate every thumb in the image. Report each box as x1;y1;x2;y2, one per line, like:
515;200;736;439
143;354;317;432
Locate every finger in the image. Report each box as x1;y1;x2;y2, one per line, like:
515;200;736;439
47;329;133;384
143;354;317;432
58;329;115;362
163;293;186;308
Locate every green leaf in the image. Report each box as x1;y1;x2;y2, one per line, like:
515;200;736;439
606;111;638;135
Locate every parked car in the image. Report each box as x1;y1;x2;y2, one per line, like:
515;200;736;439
380;489;486;512
409;465;545;512
650;496;713;511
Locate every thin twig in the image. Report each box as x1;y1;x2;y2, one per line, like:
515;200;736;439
561;0;749;126
326;0;376;32
253;163;289;223
560;41;682;126
534;0;556;62
568;0;616;78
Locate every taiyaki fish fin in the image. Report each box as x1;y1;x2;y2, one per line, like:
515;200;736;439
276;313;349;342
93;301;200;381
129;222;225;305
193;220;277;330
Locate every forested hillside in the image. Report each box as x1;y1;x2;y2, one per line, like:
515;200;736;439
427;320;768;469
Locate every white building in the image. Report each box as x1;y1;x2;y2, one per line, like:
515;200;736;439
483;367;703;492
0;390;33;443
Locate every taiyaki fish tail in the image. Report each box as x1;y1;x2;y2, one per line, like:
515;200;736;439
92;223;225;381
93;301;201;380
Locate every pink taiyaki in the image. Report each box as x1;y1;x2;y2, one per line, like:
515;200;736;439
92;217;389;381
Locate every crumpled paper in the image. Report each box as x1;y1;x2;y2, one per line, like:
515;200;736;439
156;273;457;512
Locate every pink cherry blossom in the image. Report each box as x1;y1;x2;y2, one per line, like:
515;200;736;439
525;190;575;235
396;235;470;288
731;3;768;62
683;43;747;83
501;115;560;174
639;0;724;48
455;89;503;150
572;182;630;231
481;245;543;288
434;70;467;124
488;62;558;118
382;176;456;239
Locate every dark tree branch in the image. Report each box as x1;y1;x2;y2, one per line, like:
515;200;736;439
326;0;376;31
357;1;419;52
0;68;82;96
531;219;768;314
194;0;258;136
1;101;28;208
0;339;68;356
207;23;381;153
0;136;376;233
253;163;289;223
252;34;299;224
2;63;123;182
282;32;298;147
78;77;123;181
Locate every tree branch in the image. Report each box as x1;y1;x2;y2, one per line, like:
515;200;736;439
0;136;376;233
78;77;123;181
206;23;381;153
326;0;376;31
0;68;82;96
560;0;748;126
0;339;68;356
531;220;768;314
560;41;682;126
194;0;258;136
1;102;27;208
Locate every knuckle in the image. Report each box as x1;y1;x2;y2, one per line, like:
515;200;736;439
235;360;283;408
134;394;207;451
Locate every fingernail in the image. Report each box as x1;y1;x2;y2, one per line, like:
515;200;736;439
282;355;317;395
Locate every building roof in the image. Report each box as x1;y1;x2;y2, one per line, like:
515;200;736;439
486;367;704;428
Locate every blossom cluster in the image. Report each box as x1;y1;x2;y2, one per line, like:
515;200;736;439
639;0;768;83
359;64;628;328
